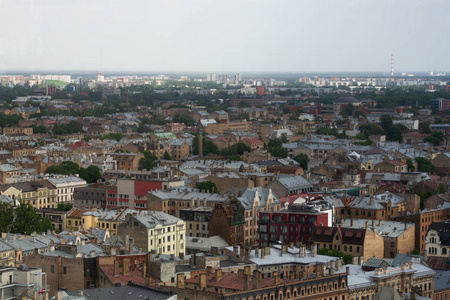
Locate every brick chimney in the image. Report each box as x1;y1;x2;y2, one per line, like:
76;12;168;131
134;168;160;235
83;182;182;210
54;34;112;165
123;258;130;276
273;271;280;284
114;260;120;277
177;273;185;288
199;273;207;290
215;269;223;282
243;273;249;290
238;269;245;280
252;270;259;289
311;243;317;257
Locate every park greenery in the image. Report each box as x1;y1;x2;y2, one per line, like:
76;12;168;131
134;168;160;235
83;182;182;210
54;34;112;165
317;247;352;265
45;161;101;183
0;202;53;235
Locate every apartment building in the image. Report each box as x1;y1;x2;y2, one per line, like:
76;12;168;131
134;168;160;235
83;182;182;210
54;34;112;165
117;211;186;256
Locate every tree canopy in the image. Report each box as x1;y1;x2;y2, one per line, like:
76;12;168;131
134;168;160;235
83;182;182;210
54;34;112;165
293;153;308;170
139;150;159;170
0;202;53;234
197;181;219;193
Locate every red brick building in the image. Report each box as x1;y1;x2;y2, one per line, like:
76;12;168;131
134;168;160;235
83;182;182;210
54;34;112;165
258;202;332;247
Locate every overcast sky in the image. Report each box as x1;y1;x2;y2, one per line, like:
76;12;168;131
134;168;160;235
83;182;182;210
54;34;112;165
0;0;449;73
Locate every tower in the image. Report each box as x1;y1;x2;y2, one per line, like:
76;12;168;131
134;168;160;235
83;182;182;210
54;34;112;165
198;133;203;157
391;54;394;77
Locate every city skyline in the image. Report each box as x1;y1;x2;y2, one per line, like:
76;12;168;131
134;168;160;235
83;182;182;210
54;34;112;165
1;0;449;73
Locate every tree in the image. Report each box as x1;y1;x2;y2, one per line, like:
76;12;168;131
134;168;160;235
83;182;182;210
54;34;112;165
139;150;159;171
342;104;353;117
173;112;196;127
79;165;102;183
101;133;124;142
11;202;53;235
31;125;50;134
268;138;283;150
198;181;219;193
193;136;219;156
0;202;14;233
270;147;288;158
424;131;444;146
163;151;172;160
46;161;80;175
406;159;415;172
56;202;73;211
415;157;435;173
317;247;352;265
293;154;308;170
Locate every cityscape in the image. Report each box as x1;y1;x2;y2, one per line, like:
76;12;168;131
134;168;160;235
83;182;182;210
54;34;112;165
0;1;450;300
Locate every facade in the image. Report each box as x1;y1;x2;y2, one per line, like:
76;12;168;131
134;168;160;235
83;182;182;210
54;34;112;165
313;226;384;262
179;206;213;237
208;202;245;246
73;185;108;209
341;218;416;258
2;126;33;135
147;190;229;218
107;153;144;171
425;221;450;258
117;211;186;256
268;175;313;198
258;202;332;247
237;187;282;246
0;180;58;209
47;176;87;204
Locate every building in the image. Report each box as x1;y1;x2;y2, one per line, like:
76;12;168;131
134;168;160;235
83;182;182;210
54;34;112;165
237;188;281;246
0;180;58;209
258;202;333;247
2;127;33;135
147;190;229;218
179;206;213;237
0;265;45;299
102;87;121;98
313;226;384;262
47;176;87;204
268;175;313;198
208;202;245;246
229;98;264;107
107;153;144;171
117;211;186;256
38;208;67;231
341;218;415;258
73;185;109;209
425;221;450;258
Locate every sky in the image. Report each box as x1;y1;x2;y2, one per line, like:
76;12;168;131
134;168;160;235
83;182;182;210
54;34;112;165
0;0;449;74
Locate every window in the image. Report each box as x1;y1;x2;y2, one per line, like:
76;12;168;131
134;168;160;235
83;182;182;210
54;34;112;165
63;267;67;274
51;265;54;273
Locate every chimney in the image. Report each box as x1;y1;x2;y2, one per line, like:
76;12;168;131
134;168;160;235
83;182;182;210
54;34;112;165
243;273;249;290
273;271;280;284
379;219;383;226
315;263;324;278
123;258;130;276
359;256;364;265
233;246;239;256
311;243;317;257
265;247;271;256
353;257;358;265
177;273;185;288
238;269;245;280
346;266;350;275
77;291;83;296
148;251;153;261
365;221;368;229
281;244;288;254
404;223;408;231
330;261;335;275
206;266;213;274
244;265;251;275
128;237;134;254
252;270;259;289
199;273;207;290
372;219;375;229
170;254;175;261
114;260;120;277
299;244;306;257
244;247;250;261
289;242;294;249
125;234;129;252
215;269;223;282
179;252;185;259
350;219;354;227
55;291;63;300
261;248;265;259
337;259;343;271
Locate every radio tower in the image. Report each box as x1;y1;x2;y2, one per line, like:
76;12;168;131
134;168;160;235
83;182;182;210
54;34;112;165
391;54;394;77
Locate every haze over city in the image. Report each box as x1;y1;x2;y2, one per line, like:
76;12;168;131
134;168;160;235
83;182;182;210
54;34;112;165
1;0;449;73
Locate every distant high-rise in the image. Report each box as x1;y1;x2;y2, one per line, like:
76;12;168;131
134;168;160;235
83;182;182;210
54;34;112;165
391;54;394;77
218;74;228;84
235;73;242;83
206;73;216;81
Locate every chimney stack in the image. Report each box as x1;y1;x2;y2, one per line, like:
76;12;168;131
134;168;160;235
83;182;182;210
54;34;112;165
199;273;207;290
215;269;223;282
252;270;259;289
177;273;185;288
243;273;249;290
273;271;280;284
346;266;350;275
238;269;245;280
311;243;317;257
123;258;130;276
114;260;120;277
